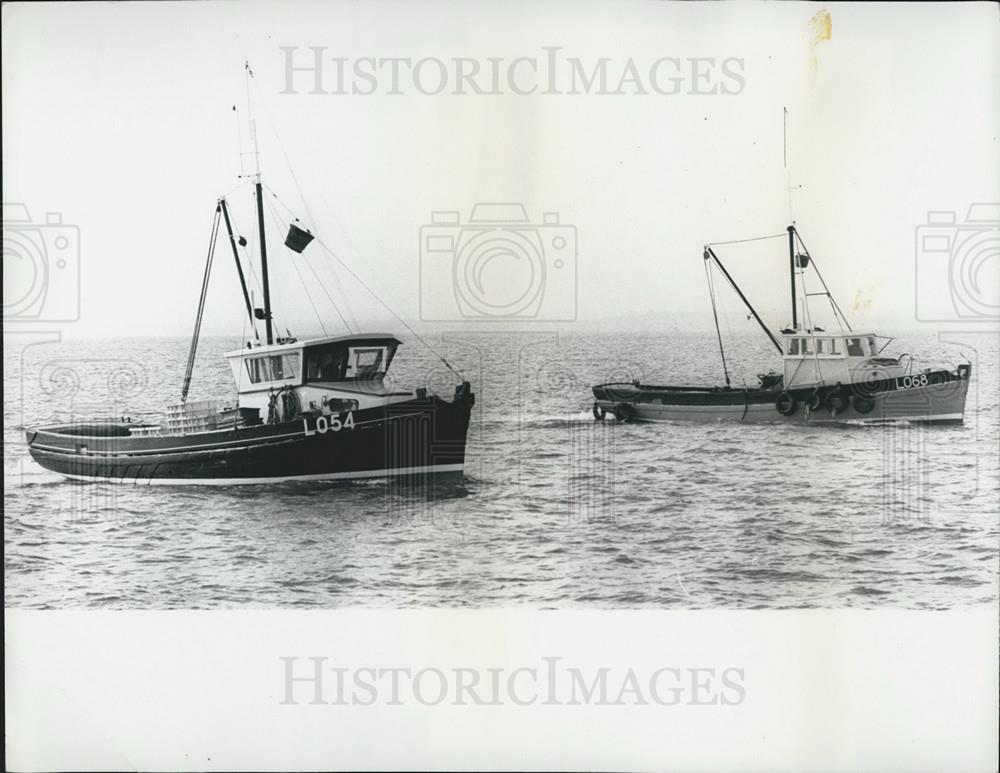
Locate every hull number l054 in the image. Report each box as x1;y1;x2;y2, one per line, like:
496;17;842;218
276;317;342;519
303;412;356;436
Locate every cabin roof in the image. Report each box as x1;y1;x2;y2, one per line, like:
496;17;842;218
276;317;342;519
224;333;402;359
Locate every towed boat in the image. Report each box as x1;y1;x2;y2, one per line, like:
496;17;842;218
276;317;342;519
592;225;970;425
25;70;474;485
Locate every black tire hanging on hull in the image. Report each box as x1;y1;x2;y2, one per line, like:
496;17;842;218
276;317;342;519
775;392;798;416
852;395;875;414
825;390;850;416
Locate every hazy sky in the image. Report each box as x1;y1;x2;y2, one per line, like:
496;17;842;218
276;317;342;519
3;1;998;339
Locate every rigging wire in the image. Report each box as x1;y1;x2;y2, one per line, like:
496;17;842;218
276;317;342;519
219;178;252;202
264;185;465;381
793;230;853;331
221;195;260;341
262;194;329;336
798;259;812;331
263;189;351;334
706;232;786;247
249;74;360;332
237;190;286;339
704;256;730;387
715;265;748;388
311;230;466;381
263;185;355;333
237;65;463;381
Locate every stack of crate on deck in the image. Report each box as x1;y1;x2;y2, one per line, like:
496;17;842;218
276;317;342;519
164;400;241;435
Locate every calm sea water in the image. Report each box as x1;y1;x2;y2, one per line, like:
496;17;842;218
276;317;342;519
4;330;998;609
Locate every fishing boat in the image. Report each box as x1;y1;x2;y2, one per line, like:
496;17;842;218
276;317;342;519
25;71;475;485
592;225;971;425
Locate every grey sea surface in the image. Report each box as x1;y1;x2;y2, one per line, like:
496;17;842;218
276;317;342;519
4;330;998;609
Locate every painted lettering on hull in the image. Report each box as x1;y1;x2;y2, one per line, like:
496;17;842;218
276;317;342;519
302;412;356;437
896;374;929;390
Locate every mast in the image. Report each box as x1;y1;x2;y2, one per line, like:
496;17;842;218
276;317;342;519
787;224;797;330
256;181;274;345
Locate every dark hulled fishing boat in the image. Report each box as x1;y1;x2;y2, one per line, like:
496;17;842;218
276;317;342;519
26;331;475;485
592;225;970;425
25;70;475;485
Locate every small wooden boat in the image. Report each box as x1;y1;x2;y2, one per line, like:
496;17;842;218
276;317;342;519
592;225;970;425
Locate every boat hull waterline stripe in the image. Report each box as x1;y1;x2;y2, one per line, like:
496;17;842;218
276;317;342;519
59;463;466;486
27;395;475;483
594;373;969;424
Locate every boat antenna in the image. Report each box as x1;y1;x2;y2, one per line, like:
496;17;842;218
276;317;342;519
242;60;275;345
181;204;222;403
784;107;792;223
783;108;801;331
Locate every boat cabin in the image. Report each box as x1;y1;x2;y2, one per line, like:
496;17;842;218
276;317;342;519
224;333;406;417
782;331;902;389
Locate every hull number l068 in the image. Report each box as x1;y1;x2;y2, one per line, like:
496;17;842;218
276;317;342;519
898;374;929;389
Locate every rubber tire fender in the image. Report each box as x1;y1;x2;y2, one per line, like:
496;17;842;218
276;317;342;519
852;395;876;415
775;392;798;416
825;390;850;415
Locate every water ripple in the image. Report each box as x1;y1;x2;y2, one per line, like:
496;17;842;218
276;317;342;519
4;331;999;609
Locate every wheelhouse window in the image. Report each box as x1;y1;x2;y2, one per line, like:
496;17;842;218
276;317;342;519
345;347;388;379
787;338;800;356
801;337;813;355
814;337;840;356
245;353;300;384
304;341;397;383
846;337;865;356
305;344;347;382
